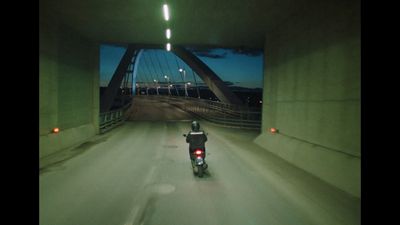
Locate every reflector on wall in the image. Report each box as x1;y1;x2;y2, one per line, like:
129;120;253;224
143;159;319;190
269;127;278;134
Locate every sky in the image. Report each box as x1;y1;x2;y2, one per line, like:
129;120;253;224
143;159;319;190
100;45;264;89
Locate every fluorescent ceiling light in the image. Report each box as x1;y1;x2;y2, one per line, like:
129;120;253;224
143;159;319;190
163;4;169;21
166;28;171;39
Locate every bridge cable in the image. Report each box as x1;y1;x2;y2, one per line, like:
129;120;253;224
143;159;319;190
173;53;185;84
154;50;174;95
150;50;167;94
191;69;201;98
141;51;153;80
150;50;165;95
142;60;153;95
153;50;165;78
182;62;193;97
175;55;191;97
136;60;149;94
180;53;201;98
162;51;180;96
147;50;163;90
139;52;155;94
142;51;157;91
141;52;153;85
136;63;144;95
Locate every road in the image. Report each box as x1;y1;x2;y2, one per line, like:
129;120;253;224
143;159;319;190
39;98;360;225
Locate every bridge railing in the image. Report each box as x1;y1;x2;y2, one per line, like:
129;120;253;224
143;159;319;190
146;95;262;129
99;102;132;133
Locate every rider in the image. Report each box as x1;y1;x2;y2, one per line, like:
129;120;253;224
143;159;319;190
185;121;207;160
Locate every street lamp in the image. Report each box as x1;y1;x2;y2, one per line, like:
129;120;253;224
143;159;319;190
164;75;171;95
179;68;186;82
179;69;188;97
185;82;191;97
169;84;173;96
153;79;159;95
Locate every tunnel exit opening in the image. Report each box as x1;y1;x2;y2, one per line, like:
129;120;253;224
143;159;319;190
99;44;264;112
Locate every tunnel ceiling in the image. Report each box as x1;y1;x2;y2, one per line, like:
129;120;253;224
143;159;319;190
40;0;310;49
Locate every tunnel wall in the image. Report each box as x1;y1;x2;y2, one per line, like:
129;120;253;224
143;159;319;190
254;0;360;197
39;17;99;158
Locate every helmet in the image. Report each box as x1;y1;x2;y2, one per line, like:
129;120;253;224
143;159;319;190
191;121;200;131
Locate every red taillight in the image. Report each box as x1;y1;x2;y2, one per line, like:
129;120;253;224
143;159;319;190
195;150;203;155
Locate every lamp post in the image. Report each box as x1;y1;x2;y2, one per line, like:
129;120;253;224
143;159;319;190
136;83;140;95
185;82;191;97
169;84;173;96
164;75;171;95
179;68;188;97
154;79;159;95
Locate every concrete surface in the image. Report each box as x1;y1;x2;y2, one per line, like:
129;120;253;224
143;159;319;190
39;0;361;211
128;97;193;121
39;120;360;225
40;15;99;158
256;0;360;197
39;0;308;48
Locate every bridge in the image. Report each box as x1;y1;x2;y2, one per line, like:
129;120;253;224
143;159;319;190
39;0;360;225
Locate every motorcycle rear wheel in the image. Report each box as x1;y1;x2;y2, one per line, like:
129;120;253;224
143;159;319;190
197;166;204;177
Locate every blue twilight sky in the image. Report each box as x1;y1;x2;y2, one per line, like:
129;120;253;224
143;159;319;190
100;45;264;89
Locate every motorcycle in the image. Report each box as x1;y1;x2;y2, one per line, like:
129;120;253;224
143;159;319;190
183;134;208;177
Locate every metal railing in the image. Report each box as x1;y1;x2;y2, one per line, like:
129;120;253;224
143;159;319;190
153;95;262;129
99;103;132;133
100;95;261;131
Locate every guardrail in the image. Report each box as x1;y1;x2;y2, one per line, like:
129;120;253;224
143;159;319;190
144;95;262;129
100;95;262;130
99;103;132;133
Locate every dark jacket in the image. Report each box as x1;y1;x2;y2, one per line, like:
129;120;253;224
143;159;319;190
186;130;207;150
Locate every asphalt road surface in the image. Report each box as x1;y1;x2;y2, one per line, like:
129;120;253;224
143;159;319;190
39;98;360;225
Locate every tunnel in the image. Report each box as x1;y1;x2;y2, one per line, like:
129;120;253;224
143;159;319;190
39;0;360;225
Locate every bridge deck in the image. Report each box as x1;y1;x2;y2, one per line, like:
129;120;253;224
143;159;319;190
127;97;194;121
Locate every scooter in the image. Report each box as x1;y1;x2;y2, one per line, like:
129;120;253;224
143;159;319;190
191;148;208;177
183;134;208;177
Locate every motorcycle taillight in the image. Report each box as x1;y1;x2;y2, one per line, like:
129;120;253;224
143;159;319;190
194;150;203;155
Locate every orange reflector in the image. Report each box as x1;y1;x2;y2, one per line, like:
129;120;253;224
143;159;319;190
270;127;278;134
52;127;60;133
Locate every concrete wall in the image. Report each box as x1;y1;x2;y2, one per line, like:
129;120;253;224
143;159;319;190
254;0;360;197
39;16;99;158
